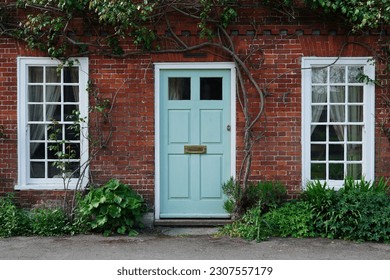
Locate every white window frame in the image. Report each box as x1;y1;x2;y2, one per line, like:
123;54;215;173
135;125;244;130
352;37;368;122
301;57;375;189
16;57;89;190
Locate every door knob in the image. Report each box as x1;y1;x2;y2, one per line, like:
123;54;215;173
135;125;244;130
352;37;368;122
227;125;231;131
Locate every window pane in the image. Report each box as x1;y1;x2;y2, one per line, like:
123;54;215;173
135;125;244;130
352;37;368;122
347;125;362;141
28;105;43;121
329;163;344;180
65;143;80;159
46;86;61;102
169;78;190;100
69;162;80;178
46;67;61;83
347;144;362;161
348;86;363;103
330;66;345;83
28;86;43;102
311;125;326;141
347;164;362;179
46;104;61;121
348;105;363;122
64;67;79;83
329;144;344;160
64;105;79;117
30;143;45;159
47;125;63;141
30;162;45;178
330;105;345;122
64;86;79;102
200;78;222;100
348;66;364;83
311;144;326;160
28;67;43;83
65;124;80;140
329;125;344;141
330;86;345;103
30;124;45;140
312;86;327;103
312;67;327;83
312;106;327;122
48;144;59;159
48;163;62;178
311;163;326;179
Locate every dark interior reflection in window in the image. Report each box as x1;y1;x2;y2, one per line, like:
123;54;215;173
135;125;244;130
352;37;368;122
168;78;191;100
200;78;222;100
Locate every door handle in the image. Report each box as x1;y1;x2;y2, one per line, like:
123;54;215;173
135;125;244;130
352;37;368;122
227;125;231;131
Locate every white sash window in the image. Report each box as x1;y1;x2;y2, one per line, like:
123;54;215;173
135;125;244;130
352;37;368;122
302;57;375;189
17;57;89;190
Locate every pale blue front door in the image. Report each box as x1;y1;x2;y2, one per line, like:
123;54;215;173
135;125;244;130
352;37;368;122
160;69;231;218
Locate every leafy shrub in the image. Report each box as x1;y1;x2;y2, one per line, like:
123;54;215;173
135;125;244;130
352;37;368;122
249;181;287;212
0;194;21;237
222;179;242;214
303;178;390;241
263;201;316;238
221;201;315;242
0;194;31;237
343;177;389;193
219;206;272;242
76;179;147;236
301;180;339;235
327;178;390;242
222;179;287;215
221;178;390;243
30;207;70;236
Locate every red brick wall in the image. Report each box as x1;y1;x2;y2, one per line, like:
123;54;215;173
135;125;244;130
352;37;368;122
0;37;18;195
1;5;389;207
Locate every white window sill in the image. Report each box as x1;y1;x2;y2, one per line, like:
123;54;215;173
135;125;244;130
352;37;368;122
15;181;85;190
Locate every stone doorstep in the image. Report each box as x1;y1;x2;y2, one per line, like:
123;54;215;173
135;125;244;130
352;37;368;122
154;219;232;227
154;220;231;236
158;226;221;237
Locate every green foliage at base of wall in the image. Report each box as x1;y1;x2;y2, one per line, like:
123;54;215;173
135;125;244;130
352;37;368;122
222;179;287;216
0;194;70;237
0;194;29;237
0;179;147;238
221;178;390;243
30;208;71;236
75;179;147;237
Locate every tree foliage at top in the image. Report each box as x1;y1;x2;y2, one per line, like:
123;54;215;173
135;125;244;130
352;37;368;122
305;0;390;29
0;0;388;58
1;0;238;57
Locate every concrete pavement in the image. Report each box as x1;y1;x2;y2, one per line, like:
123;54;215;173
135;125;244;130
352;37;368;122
0;227;389;260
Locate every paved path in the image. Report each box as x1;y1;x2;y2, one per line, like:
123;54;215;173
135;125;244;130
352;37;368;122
0;228;389;260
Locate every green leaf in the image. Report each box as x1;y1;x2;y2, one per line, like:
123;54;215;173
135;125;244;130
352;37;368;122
117;225;126;235
113;195;122;204
108;205;121;218
128;229;139;237
96;215;107;227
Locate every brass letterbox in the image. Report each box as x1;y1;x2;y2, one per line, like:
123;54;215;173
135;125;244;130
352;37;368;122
184;145;207;154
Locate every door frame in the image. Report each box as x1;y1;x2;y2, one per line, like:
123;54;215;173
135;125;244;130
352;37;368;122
154;62;236;220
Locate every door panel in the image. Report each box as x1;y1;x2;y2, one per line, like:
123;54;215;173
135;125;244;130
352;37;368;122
168;110;190;143
168;155;191;199
200;110;222;143
200;155;223;199
160;69;231;218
